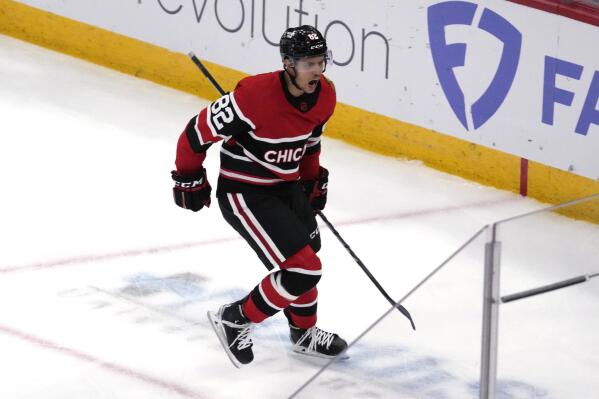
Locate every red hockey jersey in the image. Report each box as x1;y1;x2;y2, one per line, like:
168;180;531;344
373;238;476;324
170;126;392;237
175;71;336;194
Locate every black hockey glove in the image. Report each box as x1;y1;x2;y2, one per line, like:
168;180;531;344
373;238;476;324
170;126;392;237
171;169;212;212
302;166;328;211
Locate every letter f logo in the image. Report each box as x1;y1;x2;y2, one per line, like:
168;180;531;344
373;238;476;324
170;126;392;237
428;1;522;130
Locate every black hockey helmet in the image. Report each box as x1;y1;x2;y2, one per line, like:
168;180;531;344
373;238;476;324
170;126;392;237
279;25;329;61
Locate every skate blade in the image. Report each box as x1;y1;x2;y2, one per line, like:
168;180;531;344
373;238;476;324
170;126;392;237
207;310;243;369
292;346;350;361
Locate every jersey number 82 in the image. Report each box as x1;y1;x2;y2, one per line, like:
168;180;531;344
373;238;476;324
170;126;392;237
210;95;235;130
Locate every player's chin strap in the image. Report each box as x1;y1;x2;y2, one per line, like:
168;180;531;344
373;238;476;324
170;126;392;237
284;64;305;93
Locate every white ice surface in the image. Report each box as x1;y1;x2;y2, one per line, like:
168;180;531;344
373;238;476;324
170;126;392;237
0;34;598;399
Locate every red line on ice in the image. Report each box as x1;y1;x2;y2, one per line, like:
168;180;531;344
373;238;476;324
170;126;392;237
0;237;238;273
0;198;513;274
334;198;509;227
0;323;209;399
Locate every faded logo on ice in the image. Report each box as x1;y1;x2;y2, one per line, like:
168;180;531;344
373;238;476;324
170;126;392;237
427;1;522;130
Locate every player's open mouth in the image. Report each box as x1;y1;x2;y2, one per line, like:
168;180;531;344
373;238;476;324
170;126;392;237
308;80;318;87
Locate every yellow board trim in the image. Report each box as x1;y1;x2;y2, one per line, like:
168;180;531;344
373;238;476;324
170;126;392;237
2;0;598;222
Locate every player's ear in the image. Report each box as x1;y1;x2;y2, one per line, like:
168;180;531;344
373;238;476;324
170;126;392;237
282;57;294;69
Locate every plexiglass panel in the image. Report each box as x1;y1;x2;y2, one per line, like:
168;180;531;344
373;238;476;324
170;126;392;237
494;196;599;398
291;227;489;398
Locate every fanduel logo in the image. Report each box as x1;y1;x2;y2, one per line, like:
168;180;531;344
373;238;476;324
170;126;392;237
428;1;522;130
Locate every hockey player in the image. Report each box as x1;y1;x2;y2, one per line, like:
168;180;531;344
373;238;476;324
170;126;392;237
171;25;347;367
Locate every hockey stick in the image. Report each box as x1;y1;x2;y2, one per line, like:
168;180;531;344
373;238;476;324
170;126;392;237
188;52;226;95
316;210;416;330
187;52;415;330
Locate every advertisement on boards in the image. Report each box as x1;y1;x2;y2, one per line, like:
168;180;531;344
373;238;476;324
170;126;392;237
15;0;599;179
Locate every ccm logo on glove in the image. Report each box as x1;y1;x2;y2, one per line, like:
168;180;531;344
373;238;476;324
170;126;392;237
302;166;328;211
171;169;212;212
